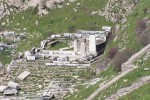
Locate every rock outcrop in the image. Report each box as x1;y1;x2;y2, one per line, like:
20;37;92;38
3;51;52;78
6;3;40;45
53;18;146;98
94;0;140;23
0;0;73;20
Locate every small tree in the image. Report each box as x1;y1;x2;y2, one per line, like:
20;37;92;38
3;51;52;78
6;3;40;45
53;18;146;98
112;48;136;72
143;8;148;14
137;32;150;46
136;19;147;35
107;47;118;59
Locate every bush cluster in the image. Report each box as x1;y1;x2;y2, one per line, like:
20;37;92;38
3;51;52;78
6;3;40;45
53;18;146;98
112;48;136;72
107;47;118;59
136;19;150;46
136;19;147;35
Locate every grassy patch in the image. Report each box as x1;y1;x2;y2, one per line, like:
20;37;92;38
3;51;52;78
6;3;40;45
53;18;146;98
119;83;150;100
0;50;11;64
65;83;99;100
49;41;69;50
97;66;118;80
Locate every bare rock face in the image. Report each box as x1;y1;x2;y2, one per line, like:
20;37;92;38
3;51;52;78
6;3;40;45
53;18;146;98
55;0;64;3
27;0;43;7
46;0;55;9
39;0;45;9
97;0;140;23
6;0;23;7
69;0;76;3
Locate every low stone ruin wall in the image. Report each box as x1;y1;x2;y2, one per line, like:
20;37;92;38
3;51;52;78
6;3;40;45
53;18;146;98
105;76;150;100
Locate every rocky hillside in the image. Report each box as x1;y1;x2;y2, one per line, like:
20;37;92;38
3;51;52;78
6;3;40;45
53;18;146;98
0;0;76;20
0;0;113;51
99;0;139;23
94;0;150;99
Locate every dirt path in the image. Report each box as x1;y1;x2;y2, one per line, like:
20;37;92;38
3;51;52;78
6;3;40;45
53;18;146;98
86;67;135;100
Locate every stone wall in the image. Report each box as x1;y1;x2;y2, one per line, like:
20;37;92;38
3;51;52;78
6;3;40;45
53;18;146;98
121;44;150;71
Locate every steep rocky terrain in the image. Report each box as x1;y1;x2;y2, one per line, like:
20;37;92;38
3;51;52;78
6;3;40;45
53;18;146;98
91;0;140;23
0;0;76;20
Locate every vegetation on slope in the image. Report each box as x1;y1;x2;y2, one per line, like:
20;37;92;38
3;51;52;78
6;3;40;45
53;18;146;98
94;0;150;99
0;50;11;64
95;54;150;100
65;64;118;100
0;0;112;51
105;0;150;71
119;83;150;100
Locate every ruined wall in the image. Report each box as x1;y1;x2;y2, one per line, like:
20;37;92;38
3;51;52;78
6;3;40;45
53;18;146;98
106;76;150;100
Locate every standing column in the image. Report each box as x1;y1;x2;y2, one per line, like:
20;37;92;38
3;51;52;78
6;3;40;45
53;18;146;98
74;39;78;52
89;35;96;53
80;40;86;57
